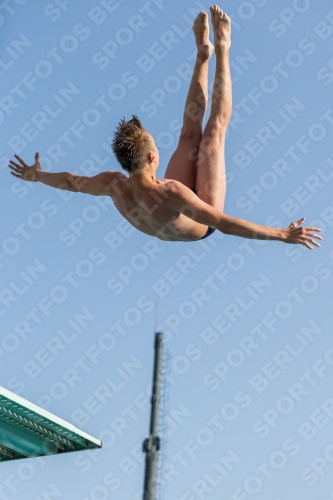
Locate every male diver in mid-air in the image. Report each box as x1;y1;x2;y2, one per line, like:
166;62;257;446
8;6;322;249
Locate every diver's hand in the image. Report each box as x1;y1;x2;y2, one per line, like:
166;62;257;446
284;217;323;250
8;152;42;182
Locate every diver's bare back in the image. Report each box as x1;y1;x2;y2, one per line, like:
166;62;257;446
109;172;207;242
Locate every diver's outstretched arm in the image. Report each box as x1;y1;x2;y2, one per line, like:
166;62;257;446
166;180;323;249
8;153;116;196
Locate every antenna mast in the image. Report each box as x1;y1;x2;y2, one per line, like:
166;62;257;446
142;332;163;500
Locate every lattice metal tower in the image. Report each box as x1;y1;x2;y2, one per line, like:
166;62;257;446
142;332;163;500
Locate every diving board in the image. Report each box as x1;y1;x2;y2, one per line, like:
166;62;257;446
0;386;102;462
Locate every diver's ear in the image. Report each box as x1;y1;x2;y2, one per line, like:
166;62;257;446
147;152;155;163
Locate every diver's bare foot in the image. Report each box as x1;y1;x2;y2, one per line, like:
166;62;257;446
210;5;231;50
193;11;214;60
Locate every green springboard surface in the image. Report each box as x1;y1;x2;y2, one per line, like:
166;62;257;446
0;386;102;462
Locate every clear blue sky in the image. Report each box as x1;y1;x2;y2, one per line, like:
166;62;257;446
1;0;333;499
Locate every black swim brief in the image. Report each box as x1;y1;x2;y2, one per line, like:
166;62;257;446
199;226;216;239
191;188;216;240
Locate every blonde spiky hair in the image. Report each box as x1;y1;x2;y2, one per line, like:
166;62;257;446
111;115;152;173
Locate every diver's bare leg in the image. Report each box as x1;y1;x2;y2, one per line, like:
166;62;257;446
164;11;214;190
196;5;231;211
